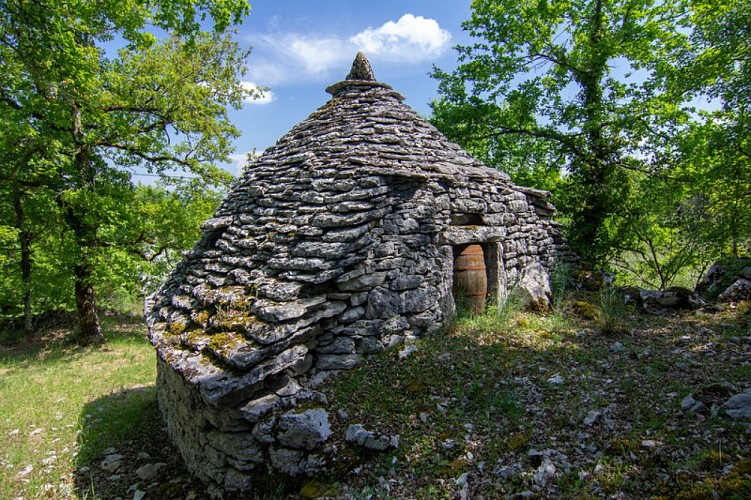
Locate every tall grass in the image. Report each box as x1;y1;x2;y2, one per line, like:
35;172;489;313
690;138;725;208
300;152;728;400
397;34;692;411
598;287;628;334
454;290;524;335
0;316;155;499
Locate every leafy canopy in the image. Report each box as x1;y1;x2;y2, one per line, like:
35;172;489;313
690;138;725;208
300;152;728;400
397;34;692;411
432;0;692;266
0;0;253;339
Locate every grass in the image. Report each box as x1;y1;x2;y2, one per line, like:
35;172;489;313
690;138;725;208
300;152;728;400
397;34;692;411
0;314;156;499
2;297;750;499
319;298;751;498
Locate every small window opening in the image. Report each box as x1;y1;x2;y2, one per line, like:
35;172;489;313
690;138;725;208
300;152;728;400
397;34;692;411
450;213;483;226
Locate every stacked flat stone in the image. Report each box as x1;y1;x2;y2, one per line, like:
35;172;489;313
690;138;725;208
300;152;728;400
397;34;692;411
145;52;565;492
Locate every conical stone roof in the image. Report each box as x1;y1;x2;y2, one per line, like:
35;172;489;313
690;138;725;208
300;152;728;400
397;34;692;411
147;53;521;395
145;53;562;489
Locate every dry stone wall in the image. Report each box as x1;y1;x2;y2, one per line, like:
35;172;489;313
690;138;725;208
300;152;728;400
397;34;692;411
145;55;565;492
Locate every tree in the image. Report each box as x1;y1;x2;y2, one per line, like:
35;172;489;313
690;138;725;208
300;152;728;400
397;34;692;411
612;169;710;289
0;86;65;332
0;0;253;343
675;0;750;257
0;181;223;326
674;117;750;259
430;99;563;193
92;182;225;310
431;0;691;266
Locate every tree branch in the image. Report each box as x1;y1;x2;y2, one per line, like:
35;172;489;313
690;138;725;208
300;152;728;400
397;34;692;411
97;140;192;168
478;125;585;158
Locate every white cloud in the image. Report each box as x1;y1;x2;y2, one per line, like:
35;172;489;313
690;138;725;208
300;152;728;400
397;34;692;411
248;13;451;86
241;81;275;105
248;33;351;85
283;35;351;76
350;14;451;61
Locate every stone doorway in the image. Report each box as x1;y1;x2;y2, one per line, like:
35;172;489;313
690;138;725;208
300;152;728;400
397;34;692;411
451;242;503;312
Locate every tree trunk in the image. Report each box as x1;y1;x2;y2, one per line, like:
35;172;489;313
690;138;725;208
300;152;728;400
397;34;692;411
572;0;614;267
21;230;32;334
67;101;104;345
74;261;103;344
14;192;33;335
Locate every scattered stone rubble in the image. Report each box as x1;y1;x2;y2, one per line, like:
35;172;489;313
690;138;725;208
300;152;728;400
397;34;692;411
697;260;751;302
345;424;400;451
721;388;751;420
616;259;751;313
145;53;566;491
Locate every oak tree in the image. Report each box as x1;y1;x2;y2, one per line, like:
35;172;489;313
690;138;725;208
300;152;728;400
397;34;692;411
0;0;253;343
432;0;691;266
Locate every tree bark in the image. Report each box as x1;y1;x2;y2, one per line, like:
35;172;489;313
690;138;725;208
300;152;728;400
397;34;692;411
74;261;103;344
67;100;104;345
570;0;615;267
21;227;32;334
14;192;33;335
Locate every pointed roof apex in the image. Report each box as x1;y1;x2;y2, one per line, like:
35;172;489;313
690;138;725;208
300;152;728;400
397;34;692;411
326;52;397;97
346;52;376;81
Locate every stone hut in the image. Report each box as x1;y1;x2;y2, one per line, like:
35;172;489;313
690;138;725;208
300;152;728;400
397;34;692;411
145;53;565;491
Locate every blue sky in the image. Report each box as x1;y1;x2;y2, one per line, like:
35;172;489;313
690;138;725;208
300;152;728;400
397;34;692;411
223;0;474;175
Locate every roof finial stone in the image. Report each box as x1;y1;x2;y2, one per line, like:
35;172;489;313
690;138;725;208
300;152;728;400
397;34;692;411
346;52;376;81
325;52;400;98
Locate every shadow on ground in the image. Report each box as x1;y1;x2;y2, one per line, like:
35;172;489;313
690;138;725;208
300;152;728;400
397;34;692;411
0;312;147;364
72;384;297;499
74;386;210;499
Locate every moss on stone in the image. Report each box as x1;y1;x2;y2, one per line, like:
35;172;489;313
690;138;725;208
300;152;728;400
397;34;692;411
566;300;601;320
168;320;187;336
183;330;210;348
299;479;336;498
212;308;257;332
192;310;210;327
207;332;241;352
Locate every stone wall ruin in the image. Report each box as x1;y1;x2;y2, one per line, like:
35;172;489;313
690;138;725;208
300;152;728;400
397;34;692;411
145;53;565;491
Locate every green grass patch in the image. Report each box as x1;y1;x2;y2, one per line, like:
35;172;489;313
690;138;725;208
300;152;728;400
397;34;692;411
0;315;155;499
2;297;749;498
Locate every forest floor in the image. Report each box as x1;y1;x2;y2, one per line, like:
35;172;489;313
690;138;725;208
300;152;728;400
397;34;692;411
1;298;750;499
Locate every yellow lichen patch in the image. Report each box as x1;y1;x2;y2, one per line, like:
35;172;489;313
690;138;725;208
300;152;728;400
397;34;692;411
207;331;244;353
192;309;210;327
183;331;211;350
210;307;257;332
212;286;249;308
168;320;187;336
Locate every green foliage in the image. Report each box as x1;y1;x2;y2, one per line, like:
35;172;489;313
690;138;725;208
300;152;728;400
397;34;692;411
433;0;748;282
93;183;224;310
683;0;751;258
612;0;750;286
612;170;711;289
0;183;222;319
598;287;627;334
549;260;575;307
432;0;692;266
454;290;524;333
0;0;250;340
675;117;750;259
430;98;563;194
